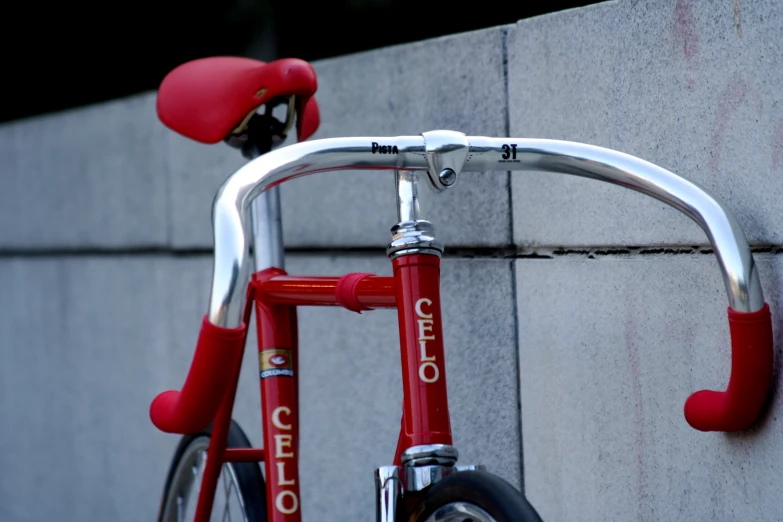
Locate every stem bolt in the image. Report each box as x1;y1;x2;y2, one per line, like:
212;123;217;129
438;168;457;187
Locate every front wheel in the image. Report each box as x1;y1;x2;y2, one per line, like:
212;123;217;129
158;420;267;522
409;470;543;522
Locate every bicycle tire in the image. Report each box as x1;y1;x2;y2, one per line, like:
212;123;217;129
408;470;543;522
158;419;267;522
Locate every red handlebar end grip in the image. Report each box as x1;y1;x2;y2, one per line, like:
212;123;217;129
684;303;773;432
150;315;247;434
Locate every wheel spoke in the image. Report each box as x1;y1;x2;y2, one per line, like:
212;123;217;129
223;467;231;497
222;489;231;522
177;496;185;522
160;432;258;522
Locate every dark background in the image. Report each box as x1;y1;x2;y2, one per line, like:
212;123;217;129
1;0;598;124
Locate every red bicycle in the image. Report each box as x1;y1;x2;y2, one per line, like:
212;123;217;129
150;57;774;522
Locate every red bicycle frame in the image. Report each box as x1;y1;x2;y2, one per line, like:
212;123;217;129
148;124;775;522
189;253;451;522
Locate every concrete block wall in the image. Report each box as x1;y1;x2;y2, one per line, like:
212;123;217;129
1;1;781;521
508;2;783;520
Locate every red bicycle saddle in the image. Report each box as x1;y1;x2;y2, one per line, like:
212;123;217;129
157;56;320;144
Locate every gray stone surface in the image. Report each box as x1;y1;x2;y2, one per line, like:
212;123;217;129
0;94;169;249
0;255;266;522
0;27;511;252
0;254;519;521
167;26;512;250
3;2;783;521
165;132;246;249
0;256;174;522
515;255;783;522
285;255;522;517
508;0;783;247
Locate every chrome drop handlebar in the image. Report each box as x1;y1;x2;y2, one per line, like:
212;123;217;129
208;131;763;328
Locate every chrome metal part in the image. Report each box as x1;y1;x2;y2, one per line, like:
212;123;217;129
422;130;469;192
438;168;457;187
396;170;424;223
388;169;441;259
387;220;443;260
423;502;496;522
375;463;487;508
405;465;454;493
376;466;402;522
461;137;763;312
281;96;296;136
250;186;284;272
207;135;429;327
403;464;486;493
402;444;459;466
206;132;763;328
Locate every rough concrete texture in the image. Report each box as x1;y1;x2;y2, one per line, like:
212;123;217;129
168;26;512;249
0;94;169;249
0;254;519;521
0;256;176;522
508;0;783;247
0;26;511;252
277;26;511;249
289;255;521;518
515;255;783;522
2;1;783;521
0;254;272;522
166;132;247;249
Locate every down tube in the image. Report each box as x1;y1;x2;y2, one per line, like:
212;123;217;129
254;273;302;522
393;254;453;450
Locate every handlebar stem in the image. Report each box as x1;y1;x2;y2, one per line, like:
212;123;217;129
395;170;424;223
387;170;443;260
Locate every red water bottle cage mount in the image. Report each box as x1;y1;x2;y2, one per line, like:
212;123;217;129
149;131;774;434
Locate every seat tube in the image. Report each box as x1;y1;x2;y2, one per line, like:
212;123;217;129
387;170;456;465
252;187;303;521
254;295;301;522
252;187;285;270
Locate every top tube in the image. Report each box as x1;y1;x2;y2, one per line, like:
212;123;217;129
207;132;763;328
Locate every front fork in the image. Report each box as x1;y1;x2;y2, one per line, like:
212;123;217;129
376;461;486;522
376;170;484;522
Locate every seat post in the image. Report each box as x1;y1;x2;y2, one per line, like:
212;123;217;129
238;122;286;274
251;187;285;272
